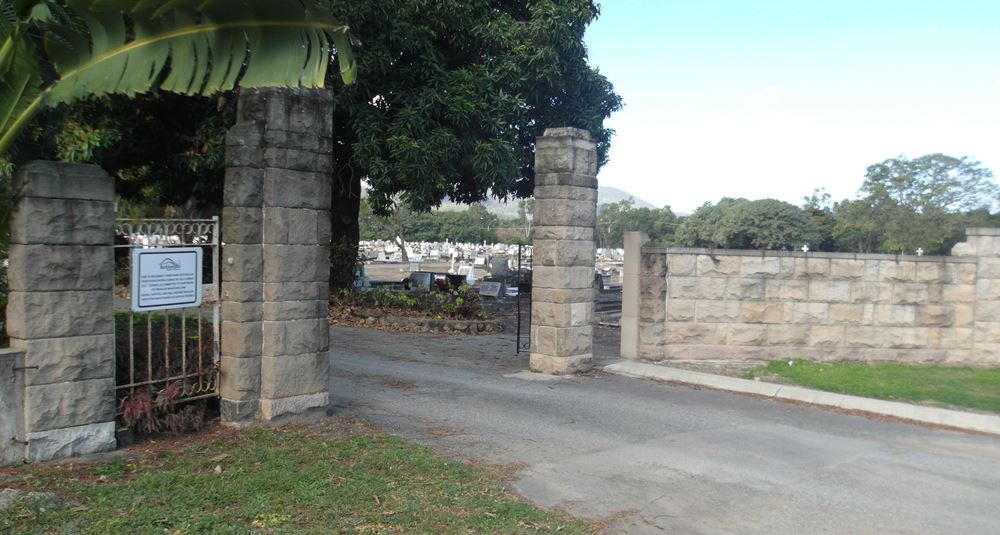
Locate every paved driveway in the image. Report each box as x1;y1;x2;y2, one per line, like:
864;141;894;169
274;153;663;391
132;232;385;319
329;326;1000;534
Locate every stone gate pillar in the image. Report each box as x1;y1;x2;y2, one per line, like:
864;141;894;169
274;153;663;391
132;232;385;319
530;128;598;374
7;162;116;461
221;89;333;423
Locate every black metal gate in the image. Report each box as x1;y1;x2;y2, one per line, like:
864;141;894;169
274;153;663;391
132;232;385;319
515;243;532;353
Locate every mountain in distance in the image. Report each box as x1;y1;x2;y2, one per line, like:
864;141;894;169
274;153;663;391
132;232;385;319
440;186;657;217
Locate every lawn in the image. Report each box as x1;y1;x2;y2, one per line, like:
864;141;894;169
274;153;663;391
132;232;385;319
0;419;593;534
746;359;1000;414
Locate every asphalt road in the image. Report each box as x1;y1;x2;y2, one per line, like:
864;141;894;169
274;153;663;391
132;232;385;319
328;325;1000;534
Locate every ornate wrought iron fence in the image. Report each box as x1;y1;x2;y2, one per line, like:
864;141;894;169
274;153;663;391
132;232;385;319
113;218;220;415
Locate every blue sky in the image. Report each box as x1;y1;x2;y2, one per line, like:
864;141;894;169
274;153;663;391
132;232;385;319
585;0;1000;213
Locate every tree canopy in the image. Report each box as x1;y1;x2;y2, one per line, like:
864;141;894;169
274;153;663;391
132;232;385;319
675;198;821;250
0;0;355;157
596;199;677;248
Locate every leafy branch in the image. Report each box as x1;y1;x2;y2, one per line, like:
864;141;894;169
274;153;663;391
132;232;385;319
0;0;357;155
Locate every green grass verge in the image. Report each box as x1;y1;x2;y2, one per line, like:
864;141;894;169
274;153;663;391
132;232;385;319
746;359;1000;414
0;421;593;534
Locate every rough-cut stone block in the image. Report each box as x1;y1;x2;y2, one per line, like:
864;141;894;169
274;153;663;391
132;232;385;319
263;168;331;209
533;239;596;267
532;225;595;241
851;282;892;304
915;306;953;327
262;319;329;356
667;254;696;276
533;173;598;190
221;206;263;244
695;300;740;323
261;353;328;398
828;304;871;325
262;245;328;282
638;276;667;298
937;327;973;349
829;259;865;280
978;258;1000;279
641;253;667;278
740;302;789;324
879;261;916;282
24;378;114;432
263;207;325;245
223;167;265;207
533;301;594;328
263;281;329;302
263;300;327;322
529;354;592;374
532;266;596;290
765;280;808;301
953;303;974;327
795;258;830;278
10;198;113;245
727;324;766;346
666;323;722;344
225;122;264;149
638;322;667;345
534;137;598;175
533;185;598;202
6;291;112;340
892;283;929;305
741;257;781;278
724;278;764;300
863;260;881;281
790;302;829;323
12;335;113;387
221;321;262;358
220;399;259;423
808;281;851;302
844;326;883;348
670;277;726;300
221;244;264;282
221;281;263;303
263;147;333;173
697;255;741;276
221;301;263;322
808;325;845;347
874;305;916;326
8;245;112;291
944;263;977;285
884;327;929;349
915;262;946;283
225;142;264;168
666;299;695;322
531;288;595;304
532;198;596;227
259;392;328;422
766;324;808;345
220;355;261;401
973;322;1000;344
14;161;112;201
25;421;115;463
531;325;593;357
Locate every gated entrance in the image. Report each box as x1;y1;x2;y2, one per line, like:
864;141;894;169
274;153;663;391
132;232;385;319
113;217;221;417
515;243;532;353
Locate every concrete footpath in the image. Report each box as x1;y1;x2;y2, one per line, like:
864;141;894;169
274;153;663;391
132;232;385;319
330;326;1000;534
604;360;1000;436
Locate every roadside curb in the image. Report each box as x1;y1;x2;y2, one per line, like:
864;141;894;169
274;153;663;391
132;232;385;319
603;360;1000;436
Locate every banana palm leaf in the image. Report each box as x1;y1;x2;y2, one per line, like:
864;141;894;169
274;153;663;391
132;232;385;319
0;0;357;155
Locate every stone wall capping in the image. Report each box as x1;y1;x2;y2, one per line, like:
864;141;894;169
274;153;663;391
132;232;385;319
650;246;978;263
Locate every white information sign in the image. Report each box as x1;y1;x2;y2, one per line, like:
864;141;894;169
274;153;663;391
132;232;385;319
131;247;203;312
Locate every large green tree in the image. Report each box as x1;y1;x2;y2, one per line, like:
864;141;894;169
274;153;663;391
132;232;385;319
596;199;678;249
675;198;821;250
830;154;998;254
327;0;621;287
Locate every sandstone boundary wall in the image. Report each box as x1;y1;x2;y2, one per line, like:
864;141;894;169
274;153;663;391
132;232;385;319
623;229;1000;365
